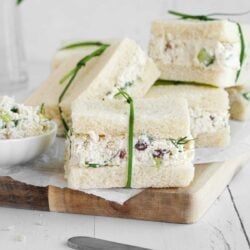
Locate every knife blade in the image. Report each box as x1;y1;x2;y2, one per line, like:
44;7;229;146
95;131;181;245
67;236;151;250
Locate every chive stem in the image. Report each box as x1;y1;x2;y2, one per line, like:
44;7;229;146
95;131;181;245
58;43;110;133
60;41;108;50
236;23;245;82
59;68;77;84
115;89;134;188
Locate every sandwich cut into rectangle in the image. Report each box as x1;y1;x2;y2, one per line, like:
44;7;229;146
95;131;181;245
25;38;160;136
227;85;250;121
146;81;230;148
65;98;195;189
148;20;250;87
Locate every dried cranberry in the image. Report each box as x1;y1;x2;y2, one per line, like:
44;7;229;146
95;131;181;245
135;140;148;151
119;150;126;159
165;42;173;51
153;149;169;158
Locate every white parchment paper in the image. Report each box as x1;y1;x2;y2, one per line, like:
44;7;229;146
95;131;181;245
0;120;249;205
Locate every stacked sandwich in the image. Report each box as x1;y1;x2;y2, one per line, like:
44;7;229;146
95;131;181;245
148;13;250;147
27;38;195;188
26;11;249;190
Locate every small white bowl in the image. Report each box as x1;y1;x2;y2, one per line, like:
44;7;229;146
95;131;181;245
0;121;57;166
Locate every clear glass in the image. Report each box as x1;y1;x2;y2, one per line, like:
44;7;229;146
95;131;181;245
0;0;28;92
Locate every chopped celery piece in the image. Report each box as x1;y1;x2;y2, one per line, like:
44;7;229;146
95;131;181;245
154;158;162;168
197;48;215;66
0;113;11;123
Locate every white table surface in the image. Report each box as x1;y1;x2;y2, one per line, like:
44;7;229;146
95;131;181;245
0;63;250;250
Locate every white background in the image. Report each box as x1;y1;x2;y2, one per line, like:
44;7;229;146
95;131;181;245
19;0;250;62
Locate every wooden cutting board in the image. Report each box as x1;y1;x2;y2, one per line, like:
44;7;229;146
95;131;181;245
0;153;249;224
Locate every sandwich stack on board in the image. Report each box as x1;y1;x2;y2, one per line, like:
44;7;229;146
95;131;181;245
147;11;250;148
65;98;194;189
25;10;250;190
148;19;249;87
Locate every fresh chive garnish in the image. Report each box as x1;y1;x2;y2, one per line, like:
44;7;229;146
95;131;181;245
167;10;249;83
58;43;110;133
154;79;217;88
40;103;45;115
59;68;78;85
58;106;69;132
60;41;105;50
87;163;101;168
168;10;216;21
170;136;193;149
11;107;19;113
115;89;134;188
168;10;250;20
242;92;250;101
236;23;245;82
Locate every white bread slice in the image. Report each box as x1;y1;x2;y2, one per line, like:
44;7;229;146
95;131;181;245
148;20;249;87
25;38;160;136
66;97;194;189
67;164;194;189
146;83;229;112
146;83;230;148
227;85;250;120
151;20;239;41
72;98;190;138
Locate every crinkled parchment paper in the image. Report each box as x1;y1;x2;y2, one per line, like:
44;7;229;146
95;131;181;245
0;120;249;204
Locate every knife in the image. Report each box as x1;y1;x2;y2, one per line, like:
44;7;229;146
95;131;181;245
67;236;151;250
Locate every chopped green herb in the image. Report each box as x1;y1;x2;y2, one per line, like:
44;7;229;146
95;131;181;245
14;120;19;127
11;107;19;113
154;158;162;168
170;136;193;149
87;163;101;168
40;103;45;115
242;92;250;101
197;48;215;67
115;89;134;188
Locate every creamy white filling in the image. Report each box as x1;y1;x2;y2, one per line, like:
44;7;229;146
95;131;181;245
105;47;147;99
67;133;194;169
190;108;229;137
149;34;240;70
0;96;50;139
